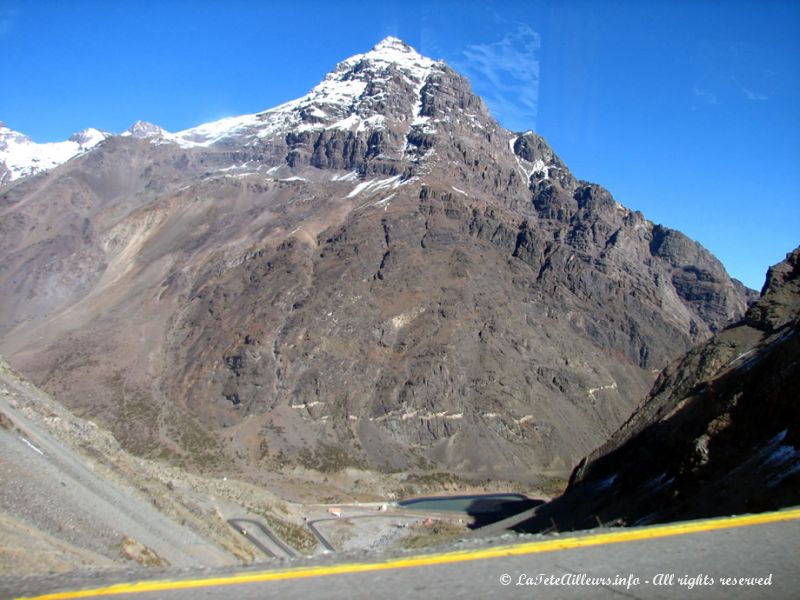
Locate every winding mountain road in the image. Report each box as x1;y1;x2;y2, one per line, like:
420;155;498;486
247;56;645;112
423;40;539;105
13;507;800;600
305;518;337;552
227;519;299;559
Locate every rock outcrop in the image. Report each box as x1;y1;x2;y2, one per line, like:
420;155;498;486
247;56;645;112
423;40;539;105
517;247;800;530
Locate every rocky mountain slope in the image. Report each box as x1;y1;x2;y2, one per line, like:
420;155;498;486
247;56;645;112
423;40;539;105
0;38;752;484
0;357;275;576
517;247;800;532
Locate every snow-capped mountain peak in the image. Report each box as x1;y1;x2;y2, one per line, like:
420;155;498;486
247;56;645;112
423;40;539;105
305;36;435;114
0;124;110;185
0;123;33;149
1;38;444;181
69;128;111;148
122;120;167;139
373;36;412;51
173;37;438;148
362;36;434;70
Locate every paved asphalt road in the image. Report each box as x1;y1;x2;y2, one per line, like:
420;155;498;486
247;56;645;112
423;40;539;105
13;508;800;600
227;519;298;559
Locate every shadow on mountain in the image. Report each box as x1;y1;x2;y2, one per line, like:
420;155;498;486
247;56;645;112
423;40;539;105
465;496;545;529
514;248;800;535
398;493;544;528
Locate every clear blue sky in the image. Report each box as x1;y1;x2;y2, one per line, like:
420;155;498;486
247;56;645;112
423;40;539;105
1;0;798;289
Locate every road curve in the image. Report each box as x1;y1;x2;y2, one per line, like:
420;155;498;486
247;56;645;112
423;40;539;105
14;507;800;600
228;519;298;559
227;520;276;559
306;514;417;552
305;519;336;552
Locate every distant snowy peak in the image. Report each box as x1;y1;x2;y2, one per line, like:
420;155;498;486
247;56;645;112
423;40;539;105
0;124;110;185
68;127;110;147
0;123;32;149
122;120;168;139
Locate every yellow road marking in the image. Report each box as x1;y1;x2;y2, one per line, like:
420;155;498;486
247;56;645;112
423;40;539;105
20;507;800;599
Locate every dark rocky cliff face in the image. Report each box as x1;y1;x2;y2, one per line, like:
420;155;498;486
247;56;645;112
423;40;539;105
518;247;799;529
0;38;753;483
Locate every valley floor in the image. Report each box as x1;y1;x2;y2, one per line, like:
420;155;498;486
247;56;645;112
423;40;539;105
0;358;550;583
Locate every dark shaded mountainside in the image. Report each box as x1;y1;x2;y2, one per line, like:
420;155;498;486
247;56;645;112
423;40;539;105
0;38;752;484
518;247;800;531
